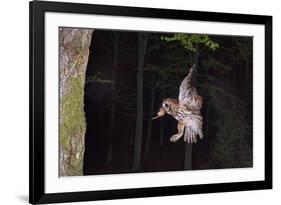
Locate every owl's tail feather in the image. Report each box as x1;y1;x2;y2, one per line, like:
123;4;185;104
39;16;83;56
184;128;197;143
184;113;203;143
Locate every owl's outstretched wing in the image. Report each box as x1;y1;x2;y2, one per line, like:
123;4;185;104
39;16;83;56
178;65;194;103
184;114;203;143
179;65;203;143
178;65;202;112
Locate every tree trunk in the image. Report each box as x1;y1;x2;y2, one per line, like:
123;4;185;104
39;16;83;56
59;28;94;176
205;101;210;142
144;77;155;158
107;32;119;163
184;43;199;170
132;33;148;171
159;104;165;147
233;66;237;94
159;90;165;147
205;64;210;142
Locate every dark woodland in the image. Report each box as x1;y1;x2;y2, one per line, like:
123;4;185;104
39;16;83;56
69;29;253;175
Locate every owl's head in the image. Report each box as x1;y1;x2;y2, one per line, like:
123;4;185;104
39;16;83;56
162;98;178;113
152;98;179;119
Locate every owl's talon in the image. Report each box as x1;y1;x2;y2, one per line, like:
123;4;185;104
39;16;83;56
170;135;181;142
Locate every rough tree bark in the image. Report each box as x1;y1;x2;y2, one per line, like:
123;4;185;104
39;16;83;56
59;28;94;176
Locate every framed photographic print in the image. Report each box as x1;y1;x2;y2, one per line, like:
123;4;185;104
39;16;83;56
29;0;272;204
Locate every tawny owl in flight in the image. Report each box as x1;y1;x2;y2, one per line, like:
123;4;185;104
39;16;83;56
153;65;203;143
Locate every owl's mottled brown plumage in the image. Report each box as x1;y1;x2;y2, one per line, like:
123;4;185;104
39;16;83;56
153;65;203;143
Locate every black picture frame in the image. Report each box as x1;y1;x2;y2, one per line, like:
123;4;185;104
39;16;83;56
29;0;272;204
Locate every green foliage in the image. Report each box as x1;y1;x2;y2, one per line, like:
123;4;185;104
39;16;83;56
161;34;219;52
86;72;114;84
152;33;220;96
158;34;252;169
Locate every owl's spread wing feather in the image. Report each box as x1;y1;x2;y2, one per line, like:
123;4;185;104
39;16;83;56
178;65;194;104
178;65;204;143
178;65;202;112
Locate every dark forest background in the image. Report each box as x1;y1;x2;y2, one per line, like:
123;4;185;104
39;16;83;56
83;29;253;175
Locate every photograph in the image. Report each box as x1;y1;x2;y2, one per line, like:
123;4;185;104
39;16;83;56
0;0;277;204
59;27;253;177
29;1;272;203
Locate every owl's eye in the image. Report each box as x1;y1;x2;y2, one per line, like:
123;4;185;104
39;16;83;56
163;103;169;108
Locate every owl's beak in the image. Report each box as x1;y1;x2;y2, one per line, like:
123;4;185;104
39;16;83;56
152;107;165;120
